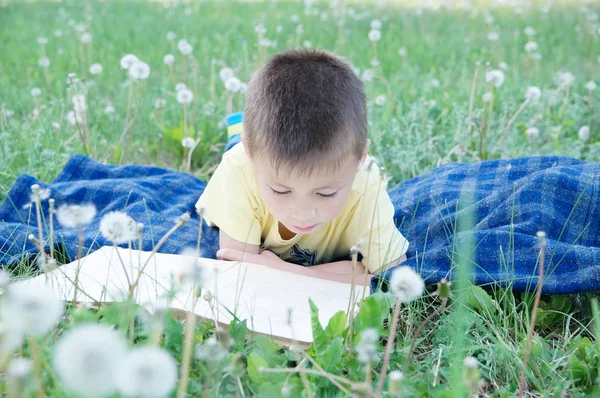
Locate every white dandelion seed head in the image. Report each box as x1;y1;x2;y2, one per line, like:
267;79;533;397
116;346;178;398
525;86;541;101
71;94;87;114
254;23;267;35
89;63;103;75
356;328;379;364
181;137;196;149
1;283;63;337
524;26;536;36
375;95;386;106
258;38;273;47
368;29;381;42
120;54;139;70
163;54;175;65
296;24;304;34
464;356;479;369
38;57;50;68
291;14;300;22
389;370;404;382
31;87;41;97
240;82;248;93
195;337;227;363
54;29;63;37
154;98;166;109
498;61;508;70
362;69;374;81
0;269;11;289
487;32;499;41
531;52;542;60
7;358;33;381
52;324;128;397
428;99;436;108
371;19;382;30
37;37;48;45
56;203;97;228
525;127;539;138
482;92;493;103
219;67;234;82
398;47;407;57
276;25;283;33
578;125;590;141
554;71;575;87
104;105;115;115
388;266;424;302
370;58;380;67
74;22;87;33
37;256;58;273
100;211;137;244
176;88;193;104
225;77;242;93
166;31;176;41
129;61;150;80
585;81;597;91
0;321;22;357
79;32;92;44
431;78;440;88
177;247;209;288
175;82;187;91
483;13;494;24
485;69;504;87
302;40;312;48
177;39;193;55
524;41;538;53
66;111;78;126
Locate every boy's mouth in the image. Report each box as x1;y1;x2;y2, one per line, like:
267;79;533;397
293;224;318;233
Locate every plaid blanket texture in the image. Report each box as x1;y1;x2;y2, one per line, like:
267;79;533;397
1;154;598;294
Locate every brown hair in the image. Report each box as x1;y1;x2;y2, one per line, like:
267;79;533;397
243;49;367;176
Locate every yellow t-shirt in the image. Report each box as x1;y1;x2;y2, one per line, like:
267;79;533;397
195;144;409;273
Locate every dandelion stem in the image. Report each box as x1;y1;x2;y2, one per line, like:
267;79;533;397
71;225;84;306
467;62;480;134
402;297;448;374
260;365;354;395
28;337;48;398
177;293;200;398
518;234;546;398
49;199;55;260
504;97;530;131
375;297;402;396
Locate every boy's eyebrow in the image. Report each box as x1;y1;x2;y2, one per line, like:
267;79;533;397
272;182;339;191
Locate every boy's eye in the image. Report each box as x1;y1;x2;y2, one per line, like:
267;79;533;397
317;191;338;198
271;188;291;195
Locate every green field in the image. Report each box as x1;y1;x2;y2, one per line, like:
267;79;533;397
1;0;600;396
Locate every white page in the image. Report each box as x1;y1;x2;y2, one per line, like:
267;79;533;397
19;246;366;344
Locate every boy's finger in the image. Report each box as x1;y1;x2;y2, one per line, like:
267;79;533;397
217;249;241;261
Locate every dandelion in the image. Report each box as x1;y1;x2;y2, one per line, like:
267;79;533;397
524;41;538;53
100;211;137;244
259;38;274;47
195;337;227;362
31;87;41;97
355;328;379;364
484;13;494;24
38;57;50;68
463;356;480;394
525;127;539;138
79;32;92;43
487;32;499;41
52;324;128;397
7;358;32;381
120;54;139;70
398;47;407;57
104;104;115;115
176;88;193;104
482;92;493;103
116;346;178;398
175;82;187;91
55;203;97;228
219;67;234;82
225;77;242;93
296;24;304;34
163;54;175;65
254;24;267;35
388;266;424;302
578;125;590;141
302;40;312;48
74;23;87;33
177;39;193;55
1;283;63;336
368;29;381;41
525;86;541;101
371;19;382;30
89;63;103;75
181;137;196;149
362;69;374;81
276;25;283;33
66;111;78;125
431;78;440;88
72;94;87;114
51;121;60;129
37;37;48;45
585;81;597;91
554;70;575;87
166;31;176;41
129;61;150;80
0;270;10;289
154;98;166;109
486;69;504;87
54;29;63;37
240;82;248;93
499;61;509;70
428;99;437;108
291;14;300;22
374;95;387;107
524;26;536;36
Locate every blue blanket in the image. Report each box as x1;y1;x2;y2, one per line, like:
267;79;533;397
1;155;598;294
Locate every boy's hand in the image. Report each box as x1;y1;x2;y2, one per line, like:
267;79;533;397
216;248;284;268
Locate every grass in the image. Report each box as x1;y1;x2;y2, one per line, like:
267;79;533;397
1;0;600;396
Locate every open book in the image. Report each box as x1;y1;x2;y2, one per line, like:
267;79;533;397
19;246;366;345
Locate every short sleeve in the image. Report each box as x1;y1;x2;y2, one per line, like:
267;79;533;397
195;154;262;246
343;177;409;274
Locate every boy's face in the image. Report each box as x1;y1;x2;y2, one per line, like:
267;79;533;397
251;153;366;236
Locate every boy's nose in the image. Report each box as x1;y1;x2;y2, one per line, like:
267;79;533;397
290;207;317;223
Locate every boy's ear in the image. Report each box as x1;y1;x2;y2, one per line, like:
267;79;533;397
357;139;371;170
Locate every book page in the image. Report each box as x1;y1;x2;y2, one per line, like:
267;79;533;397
18;246;366;344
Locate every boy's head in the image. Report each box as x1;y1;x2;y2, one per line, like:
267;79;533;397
242;49;370;235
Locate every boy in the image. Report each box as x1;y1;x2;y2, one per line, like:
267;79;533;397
196;49;408;284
